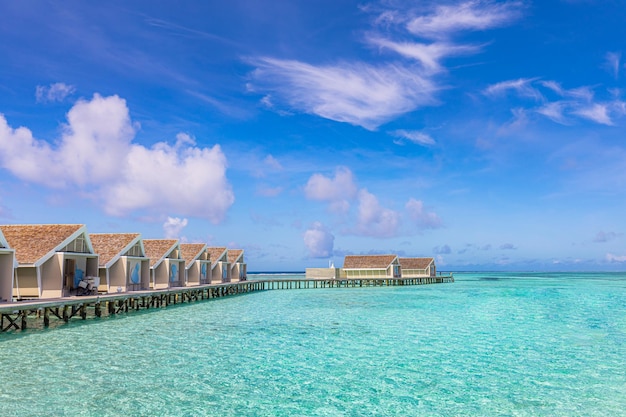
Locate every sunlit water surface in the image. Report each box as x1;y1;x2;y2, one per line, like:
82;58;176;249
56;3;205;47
1;272;626;416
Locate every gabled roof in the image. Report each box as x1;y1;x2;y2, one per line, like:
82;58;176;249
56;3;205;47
143;239;180;268
0;224;89;265
343;254;398;269
207;247;227;265
399;257;434;270
179;243;208;268
228;249;244;263
90;233;143;268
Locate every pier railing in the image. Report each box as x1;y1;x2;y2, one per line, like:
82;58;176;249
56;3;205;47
0;274;453;333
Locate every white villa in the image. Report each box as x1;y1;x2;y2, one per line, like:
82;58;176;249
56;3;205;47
228;249;247;282
90;233;151;293
398;257;436;277
180;243;211;286
0;224;99;299
342;255;402;279
207;247;230;283
143;239;185;290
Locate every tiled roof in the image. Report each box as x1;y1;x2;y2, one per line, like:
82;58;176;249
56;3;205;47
180;243;207;266
0;224;84;264
399;257;434;270
343;254;397;269
90;233;141;266
228;249;243;263
207;247;227;264
143;239;179;267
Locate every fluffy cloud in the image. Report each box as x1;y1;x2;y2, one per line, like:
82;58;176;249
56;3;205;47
0;94;234;222
304;166;358;213
163;217;188;238
303;222;335;258
36;82;76;103
305;166;443;239
355;189;401;238
405;198;443;229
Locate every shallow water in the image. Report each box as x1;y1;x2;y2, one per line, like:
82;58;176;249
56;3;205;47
1;272;626;416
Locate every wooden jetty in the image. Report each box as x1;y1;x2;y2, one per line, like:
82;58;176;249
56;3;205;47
0;274;454;333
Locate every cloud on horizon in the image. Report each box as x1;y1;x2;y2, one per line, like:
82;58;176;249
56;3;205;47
0;94;235;223
303;221;335;258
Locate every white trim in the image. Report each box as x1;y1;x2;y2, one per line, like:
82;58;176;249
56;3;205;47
150;242;180;270
34;226;95;268
101;234;145;269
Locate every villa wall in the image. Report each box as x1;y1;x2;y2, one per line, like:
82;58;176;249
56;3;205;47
0;251;14;302
14;267;38;298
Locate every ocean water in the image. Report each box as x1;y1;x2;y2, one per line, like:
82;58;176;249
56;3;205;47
1;272;626;416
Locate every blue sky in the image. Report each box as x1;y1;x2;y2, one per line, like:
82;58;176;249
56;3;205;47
1;0;625;271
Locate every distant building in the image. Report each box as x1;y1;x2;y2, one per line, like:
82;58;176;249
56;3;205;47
0;224;99;299
228;249;247;282
398;257;436;277
90;233;150;293
143;239;185;289
342;255;401;278
0;228;16;302
180;243;211;286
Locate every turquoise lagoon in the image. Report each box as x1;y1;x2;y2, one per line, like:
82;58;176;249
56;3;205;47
1;272;626;416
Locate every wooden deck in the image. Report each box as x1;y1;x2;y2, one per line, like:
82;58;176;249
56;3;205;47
0;274;454;333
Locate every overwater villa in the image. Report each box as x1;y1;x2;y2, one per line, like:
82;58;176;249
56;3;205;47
0;224;99;299
207;247;230;283
180;243;211;286
228;249;247;282
342;254;402;279
143;239;185;289
0;229;16;302
399;257;436;277
90;233;151;293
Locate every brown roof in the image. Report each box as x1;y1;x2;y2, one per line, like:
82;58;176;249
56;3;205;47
343;254;397;269
180;243;207;266
228;249;243;263
399;257;434;270
0;224;84;264
143;239;179;267
207;247;227;264
90;233;141;266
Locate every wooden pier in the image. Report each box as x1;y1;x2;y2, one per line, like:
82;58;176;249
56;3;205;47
0;274;453;333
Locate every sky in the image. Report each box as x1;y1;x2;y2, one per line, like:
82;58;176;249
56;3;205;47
1;0;626;271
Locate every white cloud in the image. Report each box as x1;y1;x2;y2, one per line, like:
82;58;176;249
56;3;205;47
163;217;188;238
484;78;543;100
36;82;76;103
536;101;570;125
406;1;523;39
303;221;335;258
264;154;283;171
572;103;613;125
391;130;436;146
368;37;479;71
248;2;522;130
304;166;358;212
355;189;401;238
250;58;437;130
405;198;443;229
0;94;235;223
604;51;621;79
606;253;626;263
